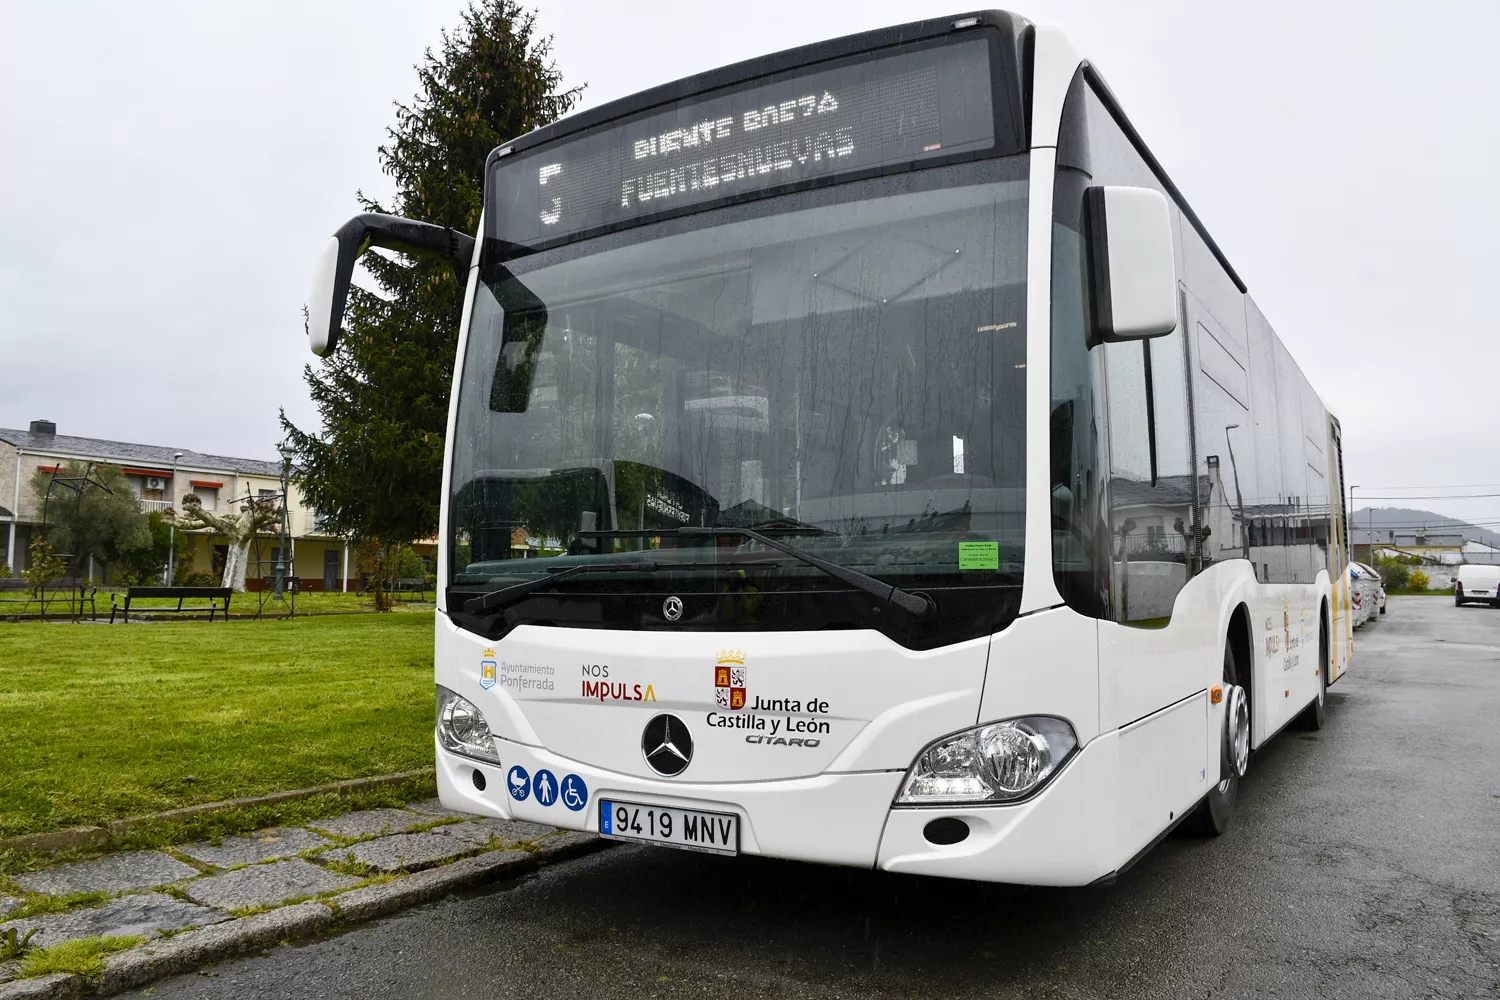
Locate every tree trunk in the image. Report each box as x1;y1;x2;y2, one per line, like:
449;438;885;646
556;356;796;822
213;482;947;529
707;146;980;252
221;538;252;592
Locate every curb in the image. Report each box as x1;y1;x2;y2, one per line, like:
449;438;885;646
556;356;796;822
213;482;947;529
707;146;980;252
0;974;79;1000
0;833;611;999
0;770;435;857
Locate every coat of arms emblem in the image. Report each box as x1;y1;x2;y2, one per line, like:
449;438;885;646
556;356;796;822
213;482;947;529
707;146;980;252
713;650;746;710
480;648;497;690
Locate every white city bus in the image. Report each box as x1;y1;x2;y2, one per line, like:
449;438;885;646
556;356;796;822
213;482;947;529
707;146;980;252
308;10;1353;884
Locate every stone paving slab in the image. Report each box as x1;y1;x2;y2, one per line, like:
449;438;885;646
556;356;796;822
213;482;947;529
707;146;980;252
13;851;200;895
436;818;558;846
405;798;473;819
0;892;229;947
320;832;476;874
176;828;331;868
306;808;425;840
0;897;17;918
181;858;358;910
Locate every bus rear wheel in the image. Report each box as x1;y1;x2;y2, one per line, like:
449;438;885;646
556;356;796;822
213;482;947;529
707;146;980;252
1186;642;1248;836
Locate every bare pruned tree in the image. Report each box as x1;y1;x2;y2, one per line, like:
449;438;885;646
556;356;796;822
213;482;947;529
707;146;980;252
166;493;280;592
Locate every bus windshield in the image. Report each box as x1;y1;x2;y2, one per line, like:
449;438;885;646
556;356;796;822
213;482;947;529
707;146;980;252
448;165;1029;647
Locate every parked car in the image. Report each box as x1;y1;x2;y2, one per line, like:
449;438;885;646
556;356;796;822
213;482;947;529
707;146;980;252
1349;562;1387;625
1349;564;1370;627
1455;564;1500;607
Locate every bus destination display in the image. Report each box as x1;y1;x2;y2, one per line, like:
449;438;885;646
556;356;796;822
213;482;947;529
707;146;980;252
489;36;995;248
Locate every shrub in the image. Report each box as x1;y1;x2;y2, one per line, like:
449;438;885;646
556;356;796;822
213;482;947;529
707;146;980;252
1409;569;1430;591
24;534;66;595
396;546;428;580
183;571;217;588
171;558;195;586
1375;557;1411;591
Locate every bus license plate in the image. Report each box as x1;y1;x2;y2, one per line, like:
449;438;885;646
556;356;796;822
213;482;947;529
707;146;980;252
599;800;738;856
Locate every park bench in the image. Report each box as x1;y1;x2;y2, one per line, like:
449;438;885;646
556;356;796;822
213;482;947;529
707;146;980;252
109;586;233;623
389;577;432;601
0;577;97;618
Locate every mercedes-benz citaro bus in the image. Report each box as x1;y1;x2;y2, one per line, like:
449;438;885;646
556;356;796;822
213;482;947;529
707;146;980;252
306;10;1354;885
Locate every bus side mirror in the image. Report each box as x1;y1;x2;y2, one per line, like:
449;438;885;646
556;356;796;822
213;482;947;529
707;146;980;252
1086;186;1177;341
307;213;477;357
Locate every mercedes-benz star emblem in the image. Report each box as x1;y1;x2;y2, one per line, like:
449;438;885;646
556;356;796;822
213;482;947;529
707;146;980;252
641;713;693;776
662;596;683;621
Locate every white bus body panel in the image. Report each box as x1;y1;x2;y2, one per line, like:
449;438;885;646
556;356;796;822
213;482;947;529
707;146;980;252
438;618;989;782
438;737;904;868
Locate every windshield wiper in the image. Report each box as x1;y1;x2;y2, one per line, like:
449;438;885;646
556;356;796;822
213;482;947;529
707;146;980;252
464;529;934;619
575;526;933;616
462;559;657;615
677;526;935;618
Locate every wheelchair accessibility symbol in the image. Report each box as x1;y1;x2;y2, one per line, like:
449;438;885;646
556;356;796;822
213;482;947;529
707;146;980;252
560;773;588;812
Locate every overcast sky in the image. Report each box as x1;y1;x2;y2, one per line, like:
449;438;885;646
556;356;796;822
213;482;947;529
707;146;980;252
2;0;1496;525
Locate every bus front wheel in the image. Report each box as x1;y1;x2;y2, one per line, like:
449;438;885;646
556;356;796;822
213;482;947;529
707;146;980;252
1297;615;1329;731
1186;642;1247;836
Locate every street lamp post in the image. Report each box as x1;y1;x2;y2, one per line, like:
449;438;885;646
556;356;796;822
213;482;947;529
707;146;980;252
166;451;183;583
274;442;294;599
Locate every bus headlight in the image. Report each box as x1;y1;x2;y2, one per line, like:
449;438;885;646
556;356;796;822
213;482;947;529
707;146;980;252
436;685;501;764
895;717;1078;805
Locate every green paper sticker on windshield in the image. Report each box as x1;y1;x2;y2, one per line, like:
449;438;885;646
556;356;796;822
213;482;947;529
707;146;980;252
958;541;999;571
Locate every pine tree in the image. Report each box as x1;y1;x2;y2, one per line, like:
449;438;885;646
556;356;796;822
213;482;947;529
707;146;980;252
282;1;581;547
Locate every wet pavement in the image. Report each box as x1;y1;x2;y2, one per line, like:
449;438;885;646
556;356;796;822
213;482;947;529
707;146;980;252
150;597;1500;999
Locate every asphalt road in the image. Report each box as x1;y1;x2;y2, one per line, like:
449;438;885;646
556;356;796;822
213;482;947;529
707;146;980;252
155;597;1500;999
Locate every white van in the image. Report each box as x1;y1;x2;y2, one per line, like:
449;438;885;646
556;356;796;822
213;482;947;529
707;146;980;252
1455;565;1500;607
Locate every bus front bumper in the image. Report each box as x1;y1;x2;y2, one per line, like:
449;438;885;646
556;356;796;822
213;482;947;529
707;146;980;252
436;730;1121;886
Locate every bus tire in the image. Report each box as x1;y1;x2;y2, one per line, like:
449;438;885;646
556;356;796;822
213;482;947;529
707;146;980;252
1297;615;1328;731
1186;641;1246;836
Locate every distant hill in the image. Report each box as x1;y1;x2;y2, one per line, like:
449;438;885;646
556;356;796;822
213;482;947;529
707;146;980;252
1350;507;1500;549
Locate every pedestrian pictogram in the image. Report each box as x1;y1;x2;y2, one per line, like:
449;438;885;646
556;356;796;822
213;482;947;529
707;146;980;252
532;768;558;806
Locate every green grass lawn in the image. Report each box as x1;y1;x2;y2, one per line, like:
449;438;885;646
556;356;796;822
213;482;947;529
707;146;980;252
0;613;436;839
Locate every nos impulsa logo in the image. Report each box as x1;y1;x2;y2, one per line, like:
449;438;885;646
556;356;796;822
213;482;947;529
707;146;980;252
580;662;656;703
